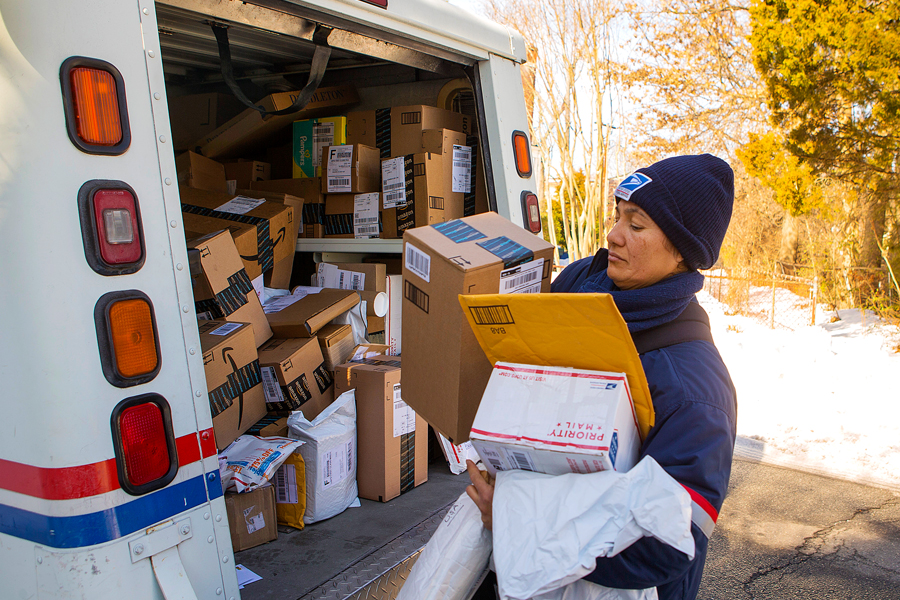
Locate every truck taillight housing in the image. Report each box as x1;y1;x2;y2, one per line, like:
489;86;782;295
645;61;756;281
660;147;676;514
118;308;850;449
60;57;131;155
112;394;178;495
512;130;533;178
95;291;161;388
521;191;541;234
78;181;145;275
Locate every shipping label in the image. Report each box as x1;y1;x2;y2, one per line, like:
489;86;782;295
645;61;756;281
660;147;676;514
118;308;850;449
404;243;431;283
214;195;266;215
312;122;334;167
275;464;299;504
317;263;365;290
326;145;353;193
381;157;406;208
260;366;285;404
262;293;305;314
452;145;472;193
392;384;416;437
499;258;544;294
354;192;380;239
243;506;265;534
321;440;353;490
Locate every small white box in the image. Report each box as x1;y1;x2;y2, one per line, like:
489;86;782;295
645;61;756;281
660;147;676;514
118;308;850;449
470;362;640;476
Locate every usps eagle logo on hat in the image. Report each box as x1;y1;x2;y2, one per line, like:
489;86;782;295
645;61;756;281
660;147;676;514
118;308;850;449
614;172;652;201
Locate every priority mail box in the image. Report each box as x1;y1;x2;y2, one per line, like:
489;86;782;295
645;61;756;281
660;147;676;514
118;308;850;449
381;152;449;238
264;288;359;338
258;337;334;418
347;105;471;158
321;144;381;194
402;212;554;443
250;177;325;238
198;320;267;450
323;193;382;239
470;362;640;476
180;186;297;281
193;85;359;159
293;116;347;178
334;356;427;502
225;483;278;551
188;230;272;347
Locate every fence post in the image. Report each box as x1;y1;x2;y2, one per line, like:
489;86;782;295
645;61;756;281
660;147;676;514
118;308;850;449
770;262;777;329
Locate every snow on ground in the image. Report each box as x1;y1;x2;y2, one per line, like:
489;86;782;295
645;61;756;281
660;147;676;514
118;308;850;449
698;289;900;489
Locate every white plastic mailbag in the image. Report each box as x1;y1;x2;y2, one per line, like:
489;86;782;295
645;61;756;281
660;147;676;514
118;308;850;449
396;490;493;600
492;456;695;600
287;389;359;524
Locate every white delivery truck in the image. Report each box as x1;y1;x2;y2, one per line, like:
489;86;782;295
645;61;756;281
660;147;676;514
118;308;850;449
0;0;537;598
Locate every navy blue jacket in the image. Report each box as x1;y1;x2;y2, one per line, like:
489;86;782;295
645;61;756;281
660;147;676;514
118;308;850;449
552;256;737;600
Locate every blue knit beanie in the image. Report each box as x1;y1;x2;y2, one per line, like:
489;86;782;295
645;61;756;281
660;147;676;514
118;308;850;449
613;154;734;271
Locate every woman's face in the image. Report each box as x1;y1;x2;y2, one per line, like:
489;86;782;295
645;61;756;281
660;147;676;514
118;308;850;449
606;200;684;290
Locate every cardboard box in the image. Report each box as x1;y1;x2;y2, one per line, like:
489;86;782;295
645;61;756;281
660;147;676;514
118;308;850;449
401;212;555;442
293;116;347;178
250;177;325;238
169;92;245;152
198;320;268;449
323;193;382;238
381;153;450;238
421;129;468;220
470;362;640;476
245;415;289;438
193;85;359;159
334;356;427;501
189;231;273;347
347;105;471;158
180;186;297;281
176;151;228;193
321;144;381;194
225;160;271;190
224;484;278;551
316;324;355;371
258;337;335;417
350;343;392;360
264;288;360;338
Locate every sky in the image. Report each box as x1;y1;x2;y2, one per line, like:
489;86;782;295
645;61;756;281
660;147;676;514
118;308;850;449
699;289;900;491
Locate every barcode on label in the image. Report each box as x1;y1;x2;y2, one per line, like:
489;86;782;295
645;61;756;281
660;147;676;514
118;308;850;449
261;366;285;404
384;191;405;206
329;178;350;186
501;270;539;290
469;305;514;325
510;450;535;471
210;322;241;336
405;244;431;283
335;150;352;159
356;225;379;235
453;161;469;168
275;464;298;504
384;182;404;191
355;216;379;224
323;453;333;488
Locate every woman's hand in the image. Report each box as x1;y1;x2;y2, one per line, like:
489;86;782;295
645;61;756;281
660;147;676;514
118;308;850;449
465;460;495;531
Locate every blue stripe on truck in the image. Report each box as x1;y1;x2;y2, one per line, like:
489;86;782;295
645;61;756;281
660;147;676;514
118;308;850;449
0;475;211;548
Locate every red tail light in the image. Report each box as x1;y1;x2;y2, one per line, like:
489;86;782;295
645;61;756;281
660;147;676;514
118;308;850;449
112;394;178;495
79;181;145;276
521;191;541;234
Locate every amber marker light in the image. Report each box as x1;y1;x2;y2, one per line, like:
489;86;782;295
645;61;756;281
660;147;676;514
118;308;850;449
512;130;533;178
95;292;161;387
70;67;123;146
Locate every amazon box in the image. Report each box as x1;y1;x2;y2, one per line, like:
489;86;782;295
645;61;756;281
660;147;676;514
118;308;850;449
176;151;228;193
470;362;640;476
193;85;359;159
198;320;267;450
224;484;278;551
320;144;381;194
251;177;325;238
180;186;296;281
401;212;554;443
381;153;449;238
334;356;427;502
264;288;359;338
258;337;334;418
347;105;471;158
188;230;272;347
246;415;289;438
323;193;382;238
316;324;355;372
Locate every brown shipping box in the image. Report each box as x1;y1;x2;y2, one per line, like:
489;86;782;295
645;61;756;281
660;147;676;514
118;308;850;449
233;188;303;290
323;193;383;239
245;415;289;438
258;337;335;418
316;324;355;371
193;85;359;159
347;105;471;158
401;212;555;443
188;231;272;347
198;320;268;450
265;288;359;338
420;129;467;220
251;178;325;238
180;186;297;281
334;356;427;502
225;160;271;190
381;153;450;238
320;144;381;194
176;151;228;193
169;92;245;151
224;484;278;551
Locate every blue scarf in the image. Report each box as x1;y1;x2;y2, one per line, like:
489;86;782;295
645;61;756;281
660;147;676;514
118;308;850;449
577;269;705;332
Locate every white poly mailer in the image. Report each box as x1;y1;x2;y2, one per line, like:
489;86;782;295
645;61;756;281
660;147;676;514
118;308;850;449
492;456;694;600
287;389;359;524
396;490;492;600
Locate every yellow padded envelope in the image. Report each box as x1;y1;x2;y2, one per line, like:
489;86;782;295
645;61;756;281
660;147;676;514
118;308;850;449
458;293;654;441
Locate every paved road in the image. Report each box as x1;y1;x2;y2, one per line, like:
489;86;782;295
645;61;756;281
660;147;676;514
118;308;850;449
699;459;900;599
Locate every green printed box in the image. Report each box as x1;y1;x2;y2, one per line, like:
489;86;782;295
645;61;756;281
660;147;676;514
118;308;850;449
293;116;347;178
